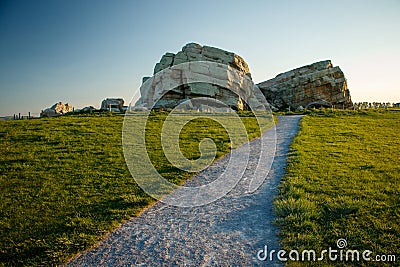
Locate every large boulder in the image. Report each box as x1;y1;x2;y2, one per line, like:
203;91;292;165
100;98;124;112
134;43;255;111
40;102;73;117
257;60;352;111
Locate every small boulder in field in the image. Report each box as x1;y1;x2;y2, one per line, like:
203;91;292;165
40;102;73;117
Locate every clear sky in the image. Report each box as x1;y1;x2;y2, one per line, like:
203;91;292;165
0;0;399;116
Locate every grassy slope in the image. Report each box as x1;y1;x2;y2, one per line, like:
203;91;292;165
274;111;400;266
0;113;265;266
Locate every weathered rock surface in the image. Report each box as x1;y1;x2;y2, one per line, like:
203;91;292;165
134;43;255;111
40;102;73;117
153;43;251;76
135;45;352;112
100;98;124;112
257;60;352;111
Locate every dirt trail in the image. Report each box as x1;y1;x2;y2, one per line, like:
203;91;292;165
67;115;303;266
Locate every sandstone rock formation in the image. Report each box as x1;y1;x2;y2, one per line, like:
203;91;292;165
40;102;73;117
134;43;256;111
100;98;124;112
135;44;352;112
257;60;352;111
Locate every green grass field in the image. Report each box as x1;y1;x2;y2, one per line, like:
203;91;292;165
2;110;398;266
274;111;399;266
0;112;268;266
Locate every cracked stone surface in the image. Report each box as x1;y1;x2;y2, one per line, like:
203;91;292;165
66;115;303;266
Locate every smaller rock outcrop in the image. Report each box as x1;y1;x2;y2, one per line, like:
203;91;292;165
80;106;96;113
40;102;73;117
257;60;352;111
100;98;124;112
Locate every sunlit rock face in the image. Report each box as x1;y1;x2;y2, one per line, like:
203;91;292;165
40;102;73;117
134;43;255;111
257;60;352;111
135;45;352;112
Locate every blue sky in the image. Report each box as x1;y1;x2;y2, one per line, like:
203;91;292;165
0;0;399;116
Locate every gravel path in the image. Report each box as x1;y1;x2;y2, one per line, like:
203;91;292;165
66;115;303;267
